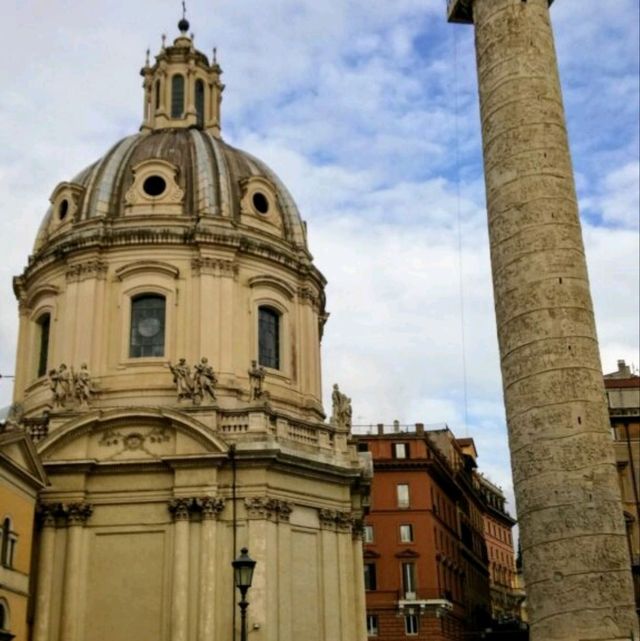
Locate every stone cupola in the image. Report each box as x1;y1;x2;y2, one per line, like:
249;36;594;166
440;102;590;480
140;16;224;135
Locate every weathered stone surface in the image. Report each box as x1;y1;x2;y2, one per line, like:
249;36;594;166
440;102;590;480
456;0;640;637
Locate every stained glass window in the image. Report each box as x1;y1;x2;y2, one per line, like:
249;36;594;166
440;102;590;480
130;295;166;357
258;306;280;369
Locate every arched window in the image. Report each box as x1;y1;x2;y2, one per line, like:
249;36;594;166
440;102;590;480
155;79;161;110
171;75;185;118
0;518;16;568
258;306;280;370
0;600;7;631
36;313;51;377
195;79;205;128
130;295;166;358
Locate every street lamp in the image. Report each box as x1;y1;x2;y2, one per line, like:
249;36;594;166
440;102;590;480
232;547;256;641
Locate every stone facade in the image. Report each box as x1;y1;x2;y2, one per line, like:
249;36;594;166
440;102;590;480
447;1;639;639
8;17;369;641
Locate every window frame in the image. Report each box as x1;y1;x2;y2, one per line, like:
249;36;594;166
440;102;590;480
366;614;379;637
171;74;185;118
399;524;414;543
258;305;281;371
36;312;51;378
129;293;167;359
1;518;16;569
195;78;206;128
364;562;377;591
397;483;410;509
393;442;409;459
404;614;419;635
363;525;374;543
401;561;417;597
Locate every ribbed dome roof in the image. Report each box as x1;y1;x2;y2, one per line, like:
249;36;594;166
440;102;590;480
34;129;307;253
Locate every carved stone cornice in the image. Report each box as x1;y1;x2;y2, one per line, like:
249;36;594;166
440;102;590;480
297;285;320;311
191;257;239;277
65;260;108;282
195;496;226;520
61;502;93;526
244;497;293;522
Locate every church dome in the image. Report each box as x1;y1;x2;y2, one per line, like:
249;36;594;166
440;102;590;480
33;128;308;255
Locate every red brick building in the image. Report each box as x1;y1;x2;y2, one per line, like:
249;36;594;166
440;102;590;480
354;424;493;641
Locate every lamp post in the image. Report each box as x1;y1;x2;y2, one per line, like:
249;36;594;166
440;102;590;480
232;547;256;641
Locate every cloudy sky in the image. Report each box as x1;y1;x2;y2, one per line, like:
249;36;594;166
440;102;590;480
0;0;638;513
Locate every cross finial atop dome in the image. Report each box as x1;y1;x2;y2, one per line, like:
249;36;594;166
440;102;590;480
178;1;190;34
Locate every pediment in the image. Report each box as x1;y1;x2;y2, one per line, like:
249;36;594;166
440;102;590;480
0;429;48;488
395;548;420;559
38;408;228;466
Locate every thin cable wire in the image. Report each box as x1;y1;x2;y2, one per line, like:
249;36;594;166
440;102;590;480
453;26;470;437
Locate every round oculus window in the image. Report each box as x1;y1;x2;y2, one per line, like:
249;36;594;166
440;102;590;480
252;192;270;215
143;175;167;197
137;317;161;337
58;199;69;221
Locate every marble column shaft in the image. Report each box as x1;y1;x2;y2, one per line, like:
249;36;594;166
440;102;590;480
460;0;639;638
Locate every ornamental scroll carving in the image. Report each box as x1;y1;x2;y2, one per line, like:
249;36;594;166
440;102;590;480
37;502;93;527
244;497;293;522
318;508;361;535
168;497;226;521
65;260;108;282
191;257;238;278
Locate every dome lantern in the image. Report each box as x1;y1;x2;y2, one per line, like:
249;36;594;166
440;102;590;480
140;10;224;136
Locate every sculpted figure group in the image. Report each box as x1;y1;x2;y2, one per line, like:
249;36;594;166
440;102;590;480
168;357;217;404
49;363;95;409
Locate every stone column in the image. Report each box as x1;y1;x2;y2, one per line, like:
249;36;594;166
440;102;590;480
33;505;58;641
59;502;92;641
447;1;639;639
169;498;191;641
196;497;225;641
318;510;341;641
350;518;367;641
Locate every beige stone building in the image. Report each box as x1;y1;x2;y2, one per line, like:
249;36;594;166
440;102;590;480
8;17;369;641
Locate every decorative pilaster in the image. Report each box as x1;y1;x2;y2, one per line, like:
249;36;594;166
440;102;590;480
168;498;191;641
33;504;58;641
59;502;92;641
197;497;225;641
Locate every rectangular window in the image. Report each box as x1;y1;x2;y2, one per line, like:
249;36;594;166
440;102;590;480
366;614;379;637
258;306;280;369
405;614;419;635
130;295;166;357
393;442;408;459
397;484;410;508
400;524;413;543
402;562;416;597
363;525;374;543
364;563;377;591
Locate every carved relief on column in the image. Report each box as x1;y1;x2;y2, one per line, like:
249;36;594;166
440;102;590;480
244;497;293;522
